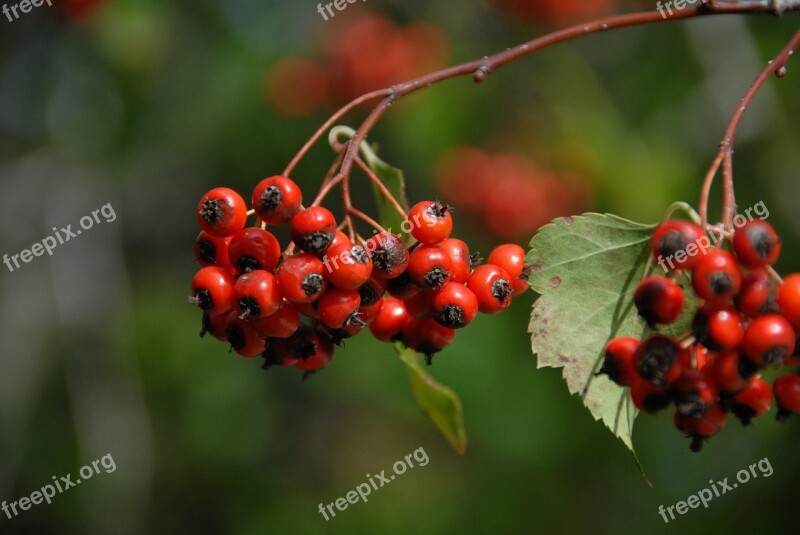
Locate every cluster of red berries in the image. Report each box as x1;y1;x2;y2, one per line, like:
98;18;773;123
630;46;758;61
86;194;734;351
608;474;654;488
189;176;529;377
599;216;800;451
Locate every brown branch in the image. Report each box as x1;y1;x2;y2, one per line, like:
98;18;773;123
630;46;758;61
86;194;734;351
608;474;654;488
699;26;800;229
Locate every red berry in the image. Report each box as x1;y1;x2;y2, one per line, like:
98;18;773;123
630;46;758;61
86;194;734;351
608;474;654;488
200;310;230;341
598;337;639;387
290;207;336;256
633;275;685;326
408;200;453;244
224;311;267;358
407;244;453;290
402;317;455;364
429;282;478;329
674;405;727;452
773;373;800;420
233;270;280;319
630;377;671;414
736;268;776;317
730;377;772;426
673;370;718;418
742;313;796;367
330;230;352;248
366;232;410;279
633;334;685;386
323;242;373;290
466;264;513;314
732;219;781;267
189;266;236;314
704;351;755;395
487;243;530;294
357;298;384;325
691;249;742;303
196;187;247;237
254;301;300;339
294;301;319;319
439;238;472;283
275;253;328;304
293;329;335;375
386;271;422;299
369;296;409;342
650;220;705;271
227;227;281;274
777;273;800;328
318;287;362;329
691;304;744;352
251;175;303;225
194;231;233;269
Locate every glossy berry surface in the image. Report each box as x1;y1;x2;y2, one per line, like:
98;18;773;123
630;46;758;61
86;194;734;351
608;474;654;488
252;175;303;225
408;200;453;244
196;187;247;237
290;207;336;256
598;337;639;387
228;228;282;273
742;314;795;367
691;249;742;303
633;275;684;326
733;219;781;267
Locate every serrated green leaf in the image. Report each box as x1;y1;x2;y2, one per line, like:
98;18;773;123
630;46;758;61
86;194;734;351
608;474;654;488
362;148;409;236
526;213;697;454
397;346;467;455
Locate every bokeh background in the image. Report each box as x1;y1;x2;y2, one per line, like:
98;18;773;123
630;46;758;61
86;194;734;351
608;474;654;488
1;0;800;533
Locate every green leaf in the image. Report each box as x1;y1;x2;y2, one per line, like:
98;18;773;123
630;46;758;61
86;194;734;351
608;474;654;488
397;346;467;455
362;148;409;236
526;213;696;454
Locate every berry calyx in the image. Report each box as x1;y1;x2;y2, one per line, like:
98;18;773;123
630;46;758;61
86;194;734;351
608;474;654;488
407;244;453;290
275;253;328;304
691;249;742;304
633;334;684;386
366;232;409;279
429;282;478;329
290;207;337;256
466;264;513;314
233;270;280;319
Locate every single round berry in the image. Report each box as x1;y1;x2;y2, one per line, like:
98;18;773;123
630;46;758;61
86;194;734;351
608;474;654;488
224;311;267;358
407;244;453;291
189;266;236;314
777;273;800;328
691;249;742;303
366;232;409;279
293;330;335;375
275;253;328;304
691;304;744;352
254;301;300;339
633;275;685;326
730;377;772;426
194;231;233;269
673;370;718;418
196;187;247;237
736;267;776;318
466;264;513;314
357;298;384;325
200;310;229;341
318;287;362;329
674;405;727;452
369;296;409;342
650;220;706;271
487;243;530;294
403;290;433;320
408;200;453;244
402;317;456;365
733;219;781;267
630;377;671;414
742;313;795;367
324;242;373;290
773;373;800;420
598;337;639;387
704;351;755;395
233;270;280;319
227;227;281;273
290;207;336;256
430;282;478;329
633;334;685;386
251;175;303;225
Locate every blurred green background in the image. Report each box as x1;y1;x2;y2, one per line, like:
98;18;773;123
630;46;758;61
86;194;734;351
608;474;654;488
1;0;800;533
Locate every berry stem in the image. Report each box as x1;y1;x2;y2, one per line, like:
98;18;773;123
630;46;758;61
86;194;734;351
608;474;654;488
699;26;800;229
347;207;387;234
354;155;409;220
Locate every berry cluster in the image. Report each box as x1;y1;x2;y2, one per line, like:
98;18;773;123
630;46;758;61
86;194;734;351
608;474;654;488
599;217;800;451
189;177;529;377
